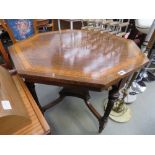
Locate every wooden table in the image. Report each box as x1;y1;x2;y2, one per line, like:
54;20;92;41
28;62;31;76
8;30;148;133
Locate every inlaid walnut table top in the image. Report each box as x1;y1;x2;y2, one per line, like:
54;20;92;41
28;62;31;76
9;30;148;90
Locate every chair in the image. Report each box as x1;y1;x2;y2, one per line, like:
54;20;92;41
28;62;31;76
116;19;130;37
0;40;12;69
0;20;48;111
0;19;38;43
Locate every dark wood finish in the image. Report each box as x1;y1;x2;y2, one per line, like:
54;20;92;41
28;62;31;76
99;85;120;132
43;95;65;112
37;19;54;31
42;85;120;133
147;30;155;50
0;22;4;31
8;30;148;132
37;19;49;28
55;19;82;30
9;30;148;90
25;81;43;113
58;19;82;30
0;40;12;69
147;30;155;58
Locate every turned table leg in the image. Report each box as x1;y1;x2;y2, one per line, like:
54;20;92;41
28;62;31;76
40;85;122;133
25;81;43;113
99;85;120;133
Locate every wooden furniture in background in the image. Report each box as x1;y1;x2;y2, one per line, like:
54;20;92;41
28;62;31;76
53;19;82;31
0;19;54;69
37;19;54;31
58;19;82;30
0;40;11;69
1;19;50;107
13;75;50;135
0;66;31;134
8;30;148;132
0;19;38;44
0;19;54;44
0;66;50;135
0;22;4;31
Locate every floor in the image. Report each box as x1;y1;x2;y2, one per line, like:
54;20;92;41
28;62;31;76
35;81;155;135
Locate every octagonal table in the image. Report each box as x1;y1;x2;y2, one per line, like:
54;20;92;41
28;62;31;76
8;30;148;133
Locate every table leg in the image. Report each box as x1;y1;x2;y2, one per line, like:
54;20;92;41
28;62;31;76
25;81;43;113
42;86;120;133
42;95;65;112
99;85;120;133
42;87;90;112
84;100;101;121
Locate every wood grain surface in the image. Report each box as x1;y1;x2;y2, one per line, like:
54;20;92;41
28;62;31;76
13;75;50;135
9;30;149;90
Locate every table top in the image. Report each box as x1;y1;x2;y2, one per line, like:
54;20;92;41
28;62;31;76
9;30;148;90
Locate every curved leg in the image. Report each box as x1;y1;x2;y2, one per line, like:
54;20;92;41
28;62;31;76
84;100;101;121
42;95;65;112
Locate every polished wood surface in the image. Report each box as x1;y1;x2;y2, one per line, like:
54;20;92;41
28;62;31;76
0;66;31;134
0;66;50;135
13;75;50;135
9;30;148;90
